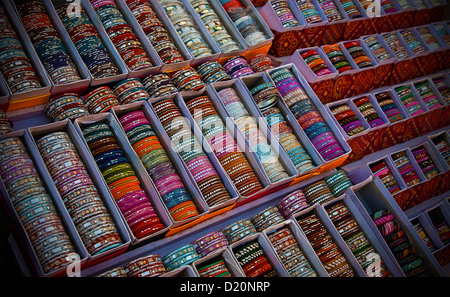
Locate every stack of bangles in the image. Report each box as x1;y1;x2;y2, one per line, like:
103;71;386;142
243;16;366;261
249;54;275;72
152;98;232;207
374;92;404;123
382;32;409;59
363;35;391;62
217;87;289;183
433;24;450;46
411;146;439;180
432;76;450;104
394;85;424;117
112;78;151;105
397;0;413;9
97;266;128;277
322;44;353;73
297;213;355;277
338;0;362;19
81;123;165;239
326;202;391;277
323;169;353;197
0;137;78;274
82;86;120;114
90;0;153;71
117;110;198;222
142;73;178;98
296;0;323;23
267;227;317;277
196;61;231;83
391;151;421;187
185;95;263;197
369;160;401;194
434;137;450;166
380;0;397;13
371;210;427;277
302;180;335;205
219;0;268;46
250;206;285;232
400;29;426;55
191;230;229;257
353;96;385;128
125;254;166;277
344;41;372;69
222;56;254;78
276;189;310;218
416;27;441;50
36;132;123;255
170;67;205;91
271;0;300;28
162;244;200;271
269;67;345;161
317;0;343;22
301;49;333;77
44;93;90;122
0;110;13;135
414;80;441;110
125;0;185;64
435;221;450;245
413;221;435;251
159;0;213;58
55;4;120;79
330;103;366;137
17;1;81;85
233;240;278;277
196;258;232;277
222;218;257;244
358;0;372;10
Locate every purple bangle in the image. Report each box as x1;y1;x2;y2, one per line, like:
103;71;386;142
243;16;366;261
315;67;333;77
369;118;385;128
341;120;363;132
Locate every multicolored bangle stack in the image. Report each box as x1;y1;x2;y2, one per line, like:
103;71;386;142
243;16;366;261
185;95;263;197
17;1;81;85
0;3;42;94
326;202;391;277
400;30;426;55
125;254;166;277
414;80;441;111
397;0;413;9
159;0;213;58
170;67;206;91
322;44;353;73
0;110;13;135
338;0;362;19
344;41;373;69
324;169;353;197
271;0;300;28
297;213;354;277
82;122;165;239
162;244;200;271
90;0;153;71
413;221;435;252
82;86;120;114
250;206;285;231
44;93;90;122
303;180;335;205
276;189;310;218
358;0;372;10
217;87;289;183
371;209;427;277
411;146;439;180
222;55;254;78
197;258;232;277
222;218;257;244
369;159;401;194
433;137;450;166
0;137;78;274
363;35;391;62
220;0;268;46
432;24;450;46
267;227;317;277
97;266;128;277
125;0;185;65
191;230;229;257
392;151;421;187
330;103;366;137
374;91;404;123
233;240;278;277
118;110;198;222
269;67;345;161
416;27;441;51
196;61;231;83
317;0;343;22
380;0;397;13
191;0;240;53
55;4;120;79
249;54;275;72
432;76;450;104
394;85;424;117
152;98;232;207
301;49;333;77
296;0;323;24
353;96;385;128
382;32;409;59
112;78;151;104
36;132;123;255
142;73;178;98
435;221;450;245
